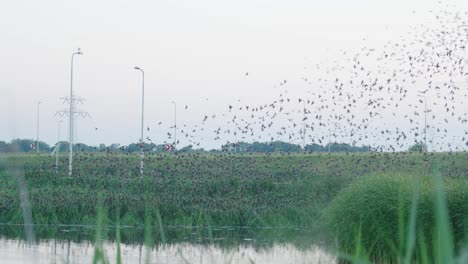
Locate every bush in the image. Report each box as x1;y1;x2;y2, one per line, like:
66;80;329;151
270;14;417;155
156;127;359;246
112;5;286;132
322;173;467;262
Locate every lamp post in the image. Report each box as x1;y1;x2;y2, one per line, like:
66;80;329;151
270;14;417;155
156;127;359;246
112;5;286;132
417;93;427;152
134;66;145;176
36;101;41;154
172;101;177;152
234;126;237;154
302;100;306;152
68;48;83;176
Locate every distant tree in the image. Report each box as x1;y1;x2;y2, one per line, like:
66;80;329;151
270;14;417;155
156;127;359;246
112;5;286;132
74;143;97;152
99;144;106;152
125;142;166;153
179;145;194;153
149;143;166;153
9;139;50;152
305;143;324;152
270;141;302;152
0;138;371;154
0;141;8;152
53;141;68;153
10;139;34;152
409;142;426;152
324;142;369;153
106;143;121;152
217;141;369;153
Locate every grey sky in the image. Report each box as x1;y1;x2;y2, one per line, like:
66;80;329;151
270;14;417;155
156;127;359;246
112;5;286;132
1;0;467;150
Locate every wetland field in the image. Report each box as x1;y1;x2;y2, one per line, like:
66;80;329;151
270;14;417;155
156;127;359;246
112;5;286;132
0;152;466;263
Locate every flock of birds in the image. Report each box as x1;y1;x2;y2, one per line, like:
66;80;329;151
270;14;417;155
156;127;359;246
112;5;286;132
89;6;467;155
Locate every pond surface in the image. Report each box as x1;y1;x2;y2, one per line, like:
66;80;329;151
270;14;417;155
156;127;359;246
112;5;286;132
0;239;335;264
0;225;335;264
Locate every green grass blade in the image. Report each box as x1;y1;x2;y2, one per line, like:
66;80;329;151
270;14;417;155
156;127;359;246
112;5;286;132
403;180;419;264
432;169;454;263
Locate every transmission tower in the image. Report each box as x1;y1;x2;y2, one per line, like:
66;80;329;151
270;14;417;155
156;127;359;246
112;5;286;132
55;95;91;148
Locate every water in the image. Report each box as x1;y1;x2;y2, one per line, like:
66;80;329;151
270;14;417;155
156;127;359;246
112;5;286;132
0;226;335;264
0;239;335;264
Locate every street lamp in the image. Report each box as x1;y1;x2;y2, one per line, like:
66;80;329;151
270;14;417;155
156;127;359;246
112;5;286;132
68;48;83;176
302;100;306;152
417;92;427;152
134;66;145;176
172;101;177;153
36;101;41;154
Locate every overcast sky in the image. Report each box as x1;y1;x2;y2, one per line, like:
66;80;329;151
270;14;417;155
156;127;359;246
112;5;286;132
1;0;467;150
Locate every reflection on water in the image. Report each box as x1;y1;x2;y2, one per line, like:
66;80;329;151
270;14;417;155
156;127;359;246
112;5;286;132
0;238;335;264
0;224;336;263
